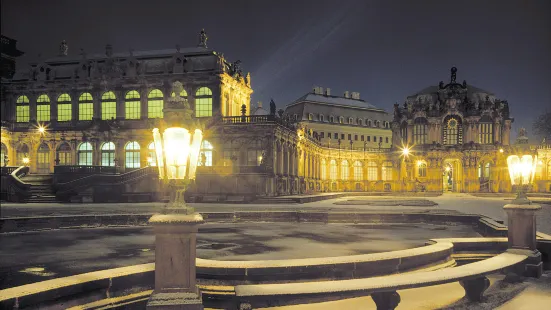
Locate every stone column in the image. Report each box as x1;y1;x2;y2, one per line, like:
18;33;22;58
147;213;204;310
503;204;543;278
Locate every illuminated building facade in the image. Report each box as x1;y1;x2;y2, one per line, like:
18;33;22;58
2;33;550;202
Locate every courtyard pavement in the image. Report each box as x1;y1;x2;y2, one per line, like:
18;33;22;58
2;193;550;234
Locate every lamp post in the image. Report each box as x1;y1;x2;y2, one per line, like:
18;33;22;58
146;81;204;310
503;128;542;279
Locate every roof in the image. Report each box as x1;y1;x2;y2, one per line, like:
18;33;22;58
289;93;382;110
37;47;214;64
409;84;494;98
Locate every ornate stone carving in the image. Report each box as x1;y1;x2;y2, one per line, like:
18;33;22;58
198;29;208;48
59;40;68;56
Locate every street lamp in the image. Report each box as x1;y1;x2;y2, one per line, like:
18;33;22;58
152;127;203;212
146;80;204;309
507;154;537;205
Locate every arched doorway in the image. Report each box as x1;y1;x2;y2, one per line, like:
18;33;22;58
56;143;72;165
442;158;463;192
17;144;29;166
37;143;50;173
1;142;7;166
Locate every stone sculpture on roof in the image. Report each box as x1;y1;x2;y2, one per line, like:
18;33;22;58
59;40;68;56
198;29;208;48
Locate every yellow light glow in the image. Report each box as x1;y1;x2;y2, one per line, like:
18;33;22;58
163;127;191;179
417;160;423;166
22;157;30;165
402;147;409;156
507;155;535;185
499;148;504;153
445;166;451;172
38;126;45;134
187;129;203;180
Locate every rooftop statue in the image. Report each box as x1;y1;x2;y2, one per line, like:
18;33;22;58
59;40;68;56
198;29;208;48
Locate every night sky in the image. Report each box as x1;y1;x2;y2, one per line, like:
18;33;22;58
2;0;550;137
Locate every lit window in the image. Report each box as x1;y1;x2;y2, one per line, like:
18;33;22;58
200;140;214;166
16;95;30;122
444;116;461;145
79;93;94;120
148;89;164;119
16;106;30;122
37;94;51;122
548;160;551;180
37;143;50;173
418;161;427;177
147;142;156;166
195;87;212;117
479;123;494;144
101;142;116;166
413;118;427;145
125;90;141;120
478;162;491;179
101;91;117;120
57;143;72;165
329;160;337;180
57;93;72;122
382;161;393;180
341;160;349;180
125;141;141;168
308;113;313;121
353;161;363;181
321;159;327;180
78;142;93;166
367;162;378;180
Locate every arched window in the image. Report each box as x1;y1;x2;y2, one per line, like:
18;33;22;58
349;117;354;124
125;141;141;168
37;94;51;122
16;95;30;122
37;143;50;173
319;114;324;122
367;162;378;180
330;115;335;123
101;142;116;166
246;140;262;166
341;160;349;180
57;143;72;165
413;118;428;145
79;93;94;120
57;93;72;122
0;143;7;164
382;161;393;180
200;140;213;166
329;160;337;180
443;116;462;145
367;119;372;127
358;119;363;126
375;120;381;127
308;113;313;121
400;121;408;143
418;161;427;177
78;142;93;166
321;159;327;180
478;162;491;179
147;142;156;166
479;116;494;144
125;90;141;119
16;144;29;166
148;89;164;118
353;161;363;181
195;87;212;117
339;116;344;124
101;91;117;120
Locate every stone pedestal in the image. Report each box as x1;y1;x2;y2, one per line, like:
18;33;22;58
146;213;204;310
503;203;542;278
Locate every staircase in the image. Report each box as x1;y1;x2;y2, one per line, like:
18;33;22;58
20;174;58;203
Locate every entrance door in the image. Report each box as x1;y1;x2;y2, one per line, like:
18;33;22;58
37;144;50;173
442;159;462;192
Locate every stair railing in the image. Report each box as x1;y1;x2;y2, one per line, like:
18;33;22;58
56;166;158;195
1;166;31;201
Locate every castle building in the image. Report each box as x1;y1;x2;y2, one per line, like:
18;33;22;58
1;33;550;202
284;87;392;149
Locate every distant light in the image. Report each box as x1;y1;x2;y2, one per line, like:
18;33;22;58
402;147;410;156
22;157;30;165
445;166;451;172
38;126;45;134
499;148;504;153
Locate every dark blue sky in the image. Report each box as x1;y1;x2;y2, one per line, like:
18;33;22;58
2;0;550;136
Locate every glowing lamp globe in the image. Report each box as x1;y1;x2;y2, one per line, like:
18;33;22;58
152;127;203;180
507;155;537;186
